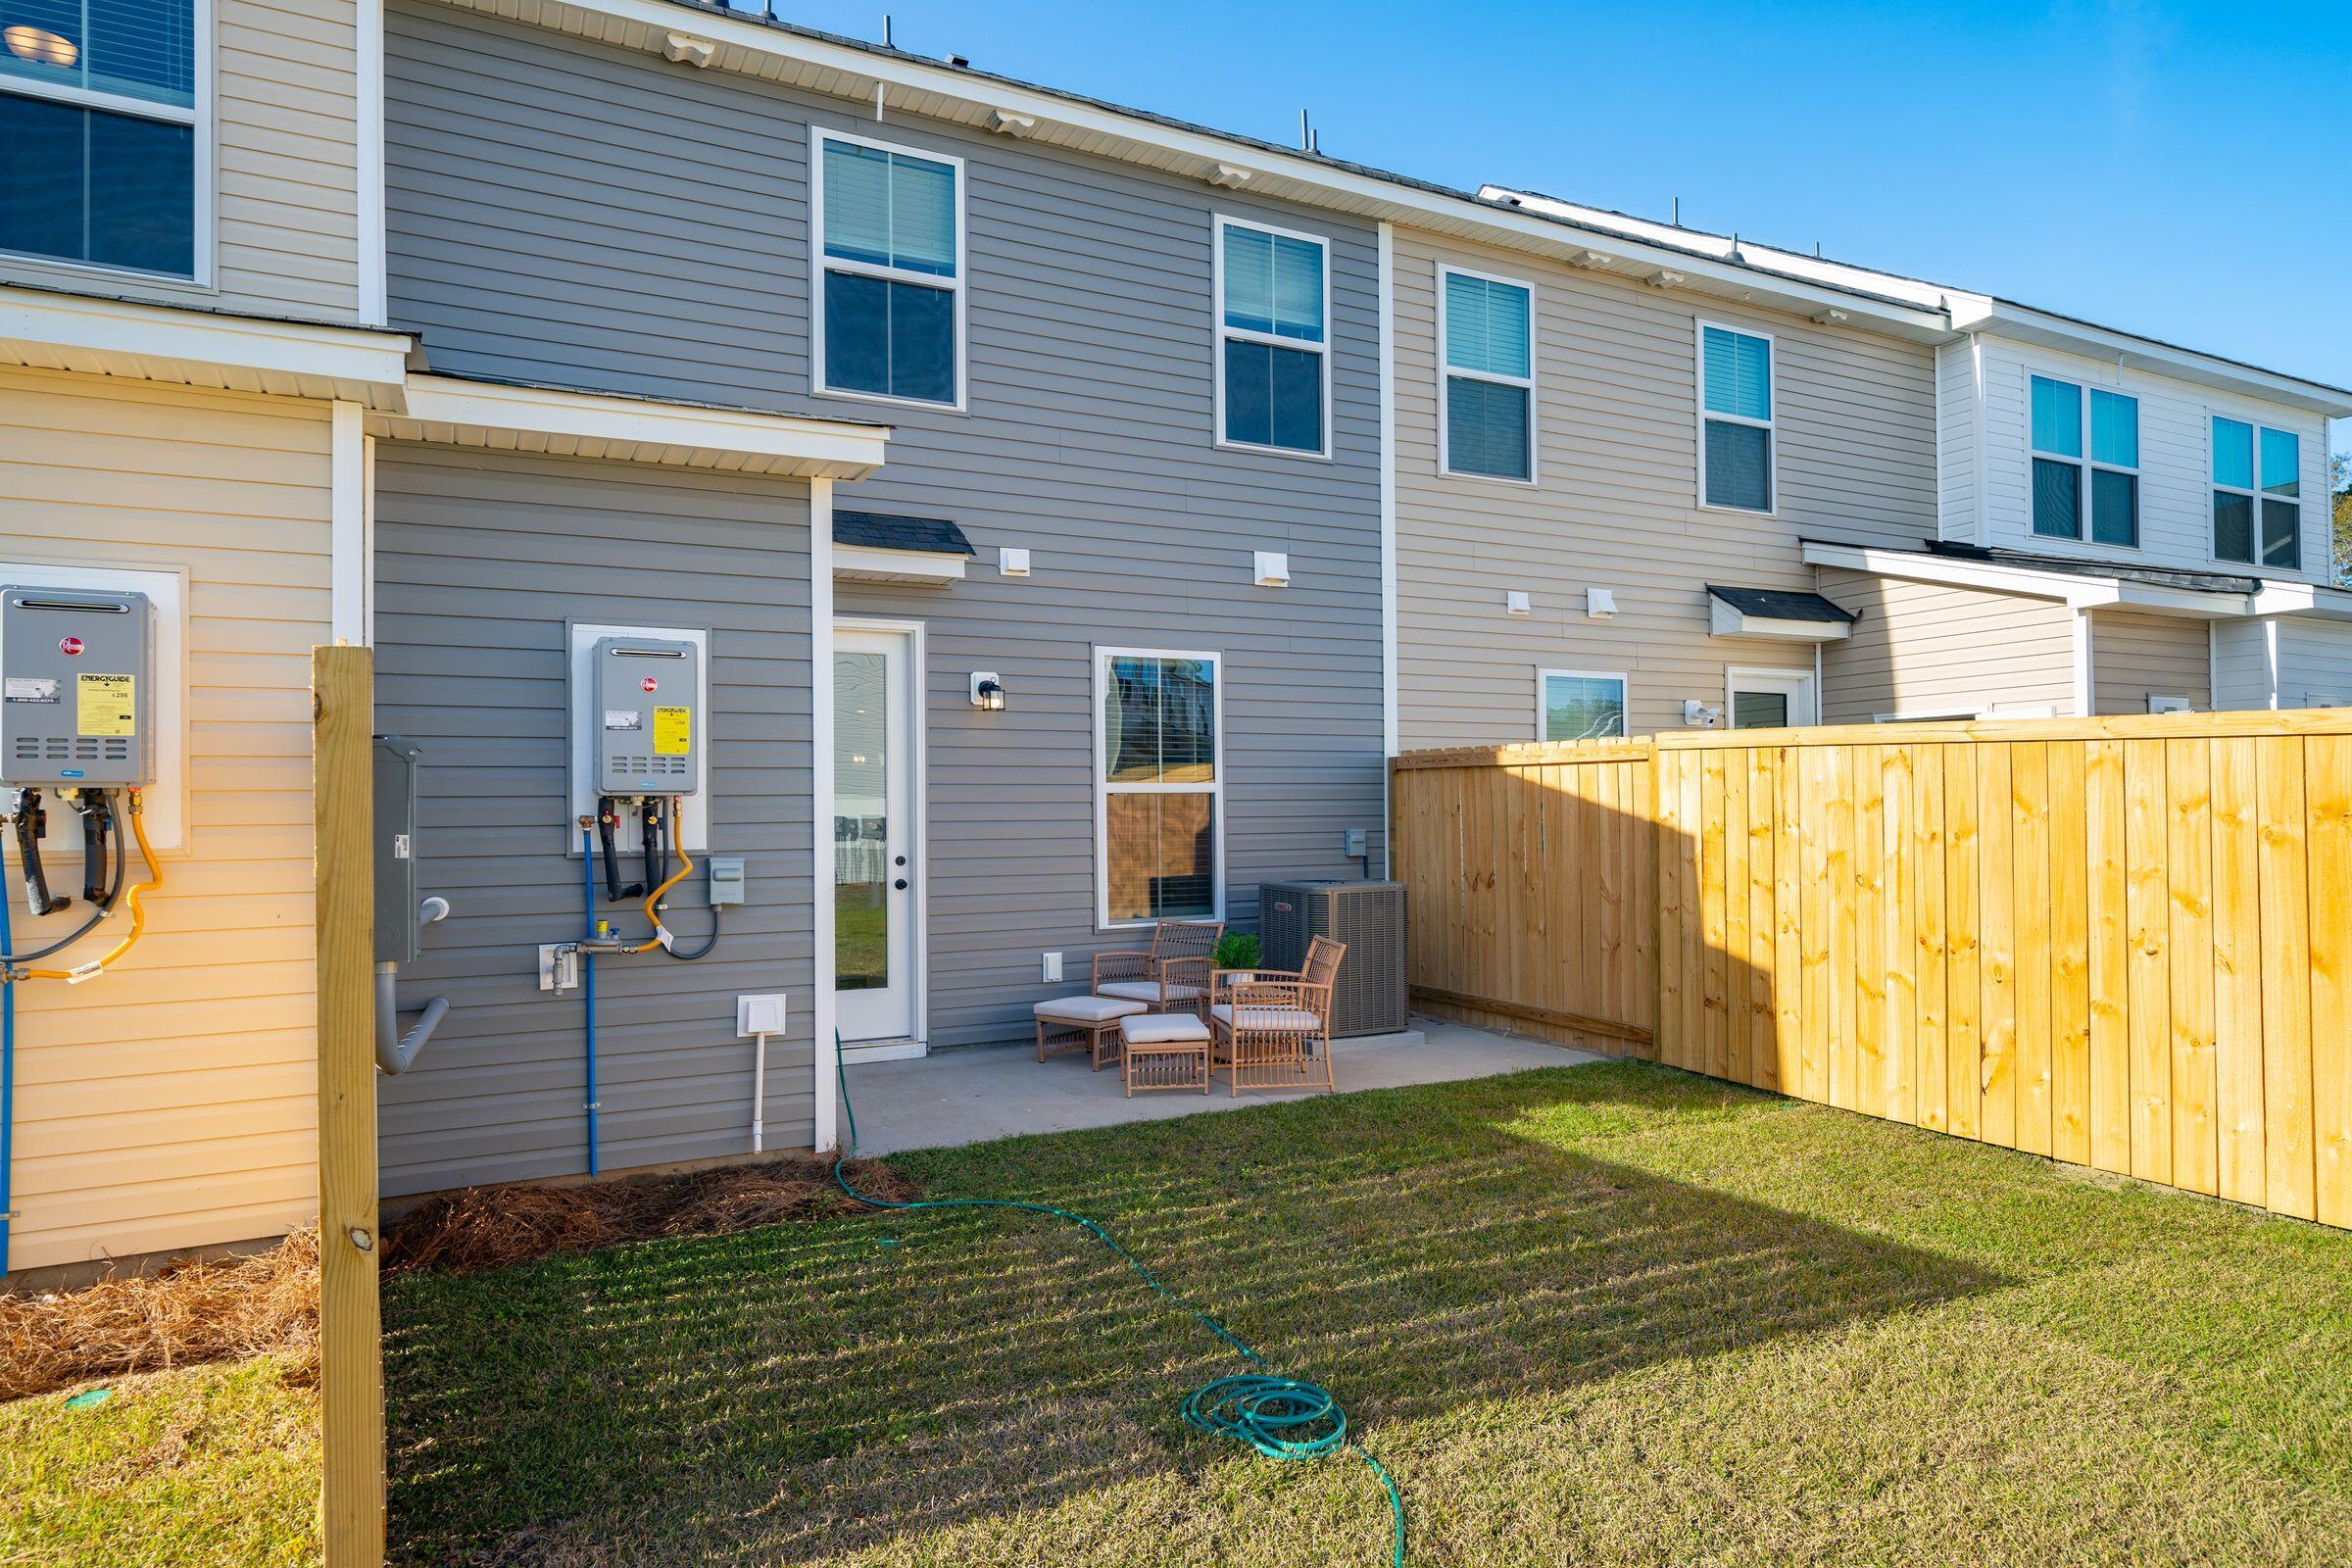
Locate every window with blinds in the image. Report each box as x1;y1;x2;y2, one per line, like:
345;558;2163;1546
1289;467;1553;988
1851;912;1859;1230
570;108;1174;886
1215;218;1328;456
1441;268;1533;481
815;132;962;407
2212;416;2300;568
1699;323;1773;512
0;0;200;277
2030;374;2138;546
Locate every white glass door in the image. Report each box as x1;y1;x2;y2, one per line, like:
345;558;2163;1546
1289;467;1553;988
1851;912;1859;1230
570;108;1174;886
834;629;917;1043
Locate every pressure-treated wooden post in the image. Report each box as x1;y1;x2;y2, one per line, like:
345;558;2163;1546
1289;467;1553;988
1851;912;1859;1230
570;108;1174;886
314;645;384;1567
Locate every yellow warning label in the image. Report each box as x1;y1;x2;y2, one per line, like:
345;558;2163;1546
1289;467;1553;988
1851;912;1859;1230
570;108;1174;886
77;673;135;737
653;705;691;757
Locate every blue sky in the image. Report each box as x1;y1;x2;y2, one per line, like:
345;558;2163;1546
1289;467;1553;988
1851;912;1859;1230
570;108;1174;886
781;0;2349;462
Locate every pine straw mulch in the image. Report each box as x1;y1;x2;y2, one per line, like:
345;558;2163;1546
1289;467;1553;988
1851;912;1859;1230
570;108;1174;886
1;1152;912;1403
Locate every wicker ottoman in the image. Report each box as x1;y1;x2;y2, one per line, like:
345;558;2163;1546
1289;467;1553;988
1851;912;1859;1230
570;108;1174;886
1035;995;1148;1069
1118;1012;1212;1096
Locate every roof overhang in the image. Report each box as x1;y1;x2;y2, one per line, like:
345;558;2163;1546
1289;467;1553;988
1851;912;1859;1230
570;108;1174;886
0;284;414;408
1804;540;2292;620
2248;581;2352;622
429;0;1954;343
1707;592;1854;642
1947;297;2352;418
368;373;889;478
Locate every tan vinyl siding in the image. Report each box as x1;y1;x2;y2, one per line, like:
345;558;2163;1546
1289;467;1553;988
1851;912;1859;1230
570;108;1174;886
2090;610;2211;714
1391;227;1936;746
0;0;362;321
0;365;330;1273
2276;615;2352;707
1816;567;2078;723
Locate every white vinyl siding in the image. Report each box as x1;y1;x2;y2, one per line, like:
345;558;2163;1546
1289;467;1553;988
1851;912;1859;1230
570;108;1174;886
1976;339;2330;584
0;365;332;1272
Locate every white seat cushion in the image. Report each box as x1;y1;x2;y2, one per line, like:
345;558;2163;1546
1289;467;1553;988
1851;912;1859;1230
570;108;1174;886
1210;1004;1324;1033
1098;980;1200;1004
1035;995;1148;1023
1120;1012;1211;1045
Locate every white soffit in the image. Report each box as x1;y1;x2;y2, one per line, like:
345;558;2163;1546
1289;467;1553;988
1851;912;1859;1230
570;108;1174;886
832;544;966;585
369;373;891;477
0;284;413;407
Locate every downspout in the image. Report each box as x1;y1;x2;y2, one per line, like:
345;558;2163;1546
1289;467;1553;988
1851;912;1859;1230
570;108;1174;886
580;821;600;1176
0;871;13;1276
1376;220;1398;875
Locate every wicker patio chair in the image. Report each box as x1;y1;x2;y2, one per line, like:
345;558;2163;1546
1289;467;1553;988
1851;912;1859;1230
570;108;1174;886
1207;935;1345;1096
1092;918;1223;1014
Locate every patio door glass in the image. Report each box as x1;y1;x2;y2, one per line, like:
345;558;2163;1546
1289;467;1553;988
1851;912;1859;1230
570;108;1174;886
835;630;917;1043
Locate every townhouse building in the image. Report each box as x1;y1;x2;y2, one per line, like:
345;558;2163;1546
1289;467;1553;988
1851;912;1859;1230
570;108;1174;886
0;0;2342;1278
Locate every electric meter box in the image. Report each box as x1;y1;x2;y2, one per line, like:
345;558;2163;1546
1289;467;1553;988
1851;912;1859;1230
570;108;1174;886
0;586;154;789
592;635;701;798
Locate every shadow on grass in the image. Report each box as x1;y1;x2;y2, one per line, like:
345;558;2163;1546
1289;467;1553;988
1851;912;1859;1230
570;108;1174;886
383;1064;2006;1565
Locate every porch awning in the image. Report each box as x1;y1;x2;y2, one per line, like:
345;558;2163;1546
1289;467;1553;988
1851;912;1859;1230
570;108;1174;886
834;511;975;585
1707;585;1858;642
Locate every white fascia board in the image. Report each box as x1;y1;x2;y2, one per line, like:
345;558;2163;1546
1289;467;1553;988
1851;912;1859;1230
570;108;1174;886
2248;581;2352;622
440;0;1951;340
0;284;413;406
1708;597;1852;642
380;373;890;477
2110;581;2256;619
832;543;966;583
1948;297;2352;417
1801;540;2122;608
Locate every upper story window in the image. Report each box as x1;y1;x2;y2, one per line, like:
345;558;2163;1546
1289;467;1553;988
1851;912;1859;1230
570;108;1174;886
0;0;200;277
1215;217;1328;457
812;130;962;408
1440;267;1533;482
2212;416;2300;568
2030;375;2138;547
1698;323;1773;512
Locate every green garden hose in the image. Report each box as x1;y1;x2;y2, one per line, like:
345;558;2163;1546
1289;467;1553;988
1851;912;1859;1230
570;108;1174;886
831;1041;1407;1566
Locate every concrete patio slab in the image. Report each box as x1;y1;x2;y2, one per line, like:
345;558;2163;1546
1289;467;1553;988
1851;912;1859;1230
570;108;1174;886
840;1016;1607;1156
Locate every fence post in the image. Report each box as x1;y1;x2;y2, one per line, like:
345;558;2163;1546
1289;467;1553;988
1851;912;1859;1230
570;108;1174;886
314;645;384;1568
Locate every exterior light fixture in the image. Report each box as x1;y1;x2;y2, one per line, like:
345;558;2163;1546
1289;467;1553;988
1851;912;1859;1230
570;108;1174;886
969;671;1004;710
4;24;77;68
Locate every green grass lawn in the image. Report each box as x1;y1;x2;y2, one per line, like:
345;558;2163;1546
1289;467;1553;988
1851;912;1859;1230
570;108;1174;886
0;1355;319;1567
382;1060;2352;1567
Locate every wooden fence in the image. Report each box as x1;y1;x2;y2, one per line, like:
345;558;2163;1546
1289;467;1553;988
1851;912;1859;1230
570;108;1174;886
1391;710;2352;1232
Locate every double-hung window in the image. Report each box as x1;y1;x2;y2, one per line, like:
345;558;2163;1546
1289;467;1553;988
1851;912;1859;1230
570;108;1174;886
813;129;962;408
2030;375;2138;546
1440;267;1534;481
1538;669;1629;742
1215;217;1328;457
2212;416;2300;568
0;0;201;277
1097;650;1222;926
1698;323;1773;512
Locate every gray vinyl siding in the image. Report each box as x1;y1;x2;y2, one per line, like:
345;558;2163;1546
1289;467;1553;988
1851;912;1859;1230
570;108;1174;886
1391;227;1936;746
1816;568;2079;723
0;0;362;319
372;446;815;1194
383;2;1386;1055
2089;610;2211;714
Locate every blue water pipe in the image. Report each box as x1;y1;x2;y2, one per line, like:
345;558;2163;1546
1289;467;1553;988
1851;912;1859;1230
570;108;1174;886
578;825;600;1177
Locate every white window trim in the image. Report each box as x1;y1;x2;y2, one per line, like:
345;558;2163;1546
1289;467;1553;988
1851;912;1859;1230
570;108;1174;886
2028;373;2139;548
2206;409;2301;572
1724;666;1816;728
1535;667;1631;742
1093;646;1226;931
0;0;216;289
1211;213;1333;462
1693;318;1777;515
1436;261;1537;485
1874;706;1986;723
808;123;968;413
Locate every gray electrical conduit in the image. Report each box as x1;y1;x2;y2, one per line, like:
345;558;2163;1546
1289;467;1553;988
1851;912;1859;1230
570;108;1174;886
376;896;453;1076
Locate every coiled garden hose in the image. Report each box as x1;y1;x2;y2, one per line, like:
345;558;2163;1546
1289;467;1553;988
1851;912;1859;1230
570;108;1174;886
830;1041;1407;1566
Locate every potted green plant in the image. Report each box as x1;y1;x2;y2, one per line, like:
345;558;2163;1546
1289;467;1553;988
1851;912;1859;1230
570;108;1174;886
1212;932;1261;976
